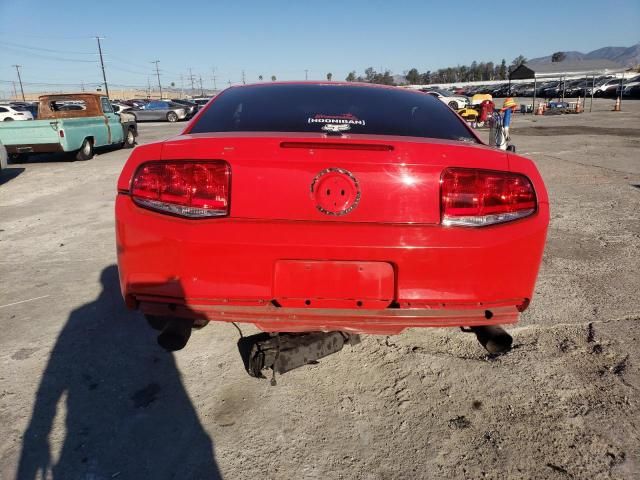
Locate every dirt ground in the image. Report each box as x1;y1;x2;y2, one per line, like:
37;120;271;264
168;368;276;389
1;98;639;480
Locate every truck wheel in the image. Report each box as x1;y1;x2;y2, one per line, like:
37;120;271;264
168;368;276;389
166;112;178;122
76;138;94;161
123;127;136;148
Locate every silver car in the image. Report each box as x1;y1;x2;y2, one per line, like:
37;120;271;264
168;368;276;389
129;101;187;122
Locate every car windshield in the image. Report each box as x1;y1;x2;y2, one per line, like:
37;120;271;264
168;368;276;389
189;84;478;142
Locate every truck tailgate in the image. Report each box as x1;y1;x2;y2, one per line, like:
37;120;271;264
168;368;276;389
0;120;60;147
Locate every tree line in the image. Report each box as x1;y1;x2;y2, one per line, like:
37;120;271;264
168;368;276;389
344;55;528;85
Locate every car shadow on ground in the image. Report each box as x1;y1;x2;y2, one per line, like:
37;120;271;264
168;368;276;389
0;167;25;184
16;265;222;480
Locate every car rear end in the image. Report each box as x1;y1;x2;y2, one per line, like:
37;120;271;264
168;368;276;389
116;83;549;336
7;105;34;121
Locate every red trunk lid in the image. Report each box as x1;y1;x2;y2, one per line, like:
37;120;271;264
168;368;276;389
160;133;508;225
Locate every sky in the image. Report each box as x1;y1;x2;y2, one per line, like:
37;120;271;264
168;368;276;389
1;0;639;95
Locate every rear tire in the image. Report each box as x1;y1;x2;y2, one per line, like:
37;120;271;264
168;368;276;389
448;101;458;109
145;315;169;331
4;117;14;121
167;112;178;122
123;127;136;148
75;138;94;161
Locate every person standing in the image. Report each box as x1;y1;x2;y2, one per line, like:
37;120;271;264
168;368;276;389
501;97;517;141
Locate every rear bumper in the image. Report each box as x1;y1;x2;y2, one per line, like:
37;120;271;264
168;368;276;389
116;195;548;334
6;143;63;154
140;301;519;334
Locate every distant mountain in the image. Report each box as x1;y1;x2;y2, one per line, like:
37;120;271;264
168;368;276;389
528;51;584;64
528;43;640;67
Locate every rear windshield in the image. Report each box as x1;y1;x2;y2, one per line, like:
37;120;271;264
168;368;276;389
189;84;477;142
50;100;86;111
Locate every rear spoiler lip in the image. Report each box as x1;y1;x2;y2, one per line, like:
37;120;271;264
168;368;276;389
163;131;489;151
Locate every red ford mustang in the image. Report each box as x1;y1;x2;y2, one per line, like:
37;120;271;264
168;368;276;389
116;82;548;369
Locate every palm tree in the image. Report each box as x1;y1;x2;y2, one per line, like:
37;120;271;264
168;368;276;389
271;75;276;82
326;72;333;81
258;75;263;81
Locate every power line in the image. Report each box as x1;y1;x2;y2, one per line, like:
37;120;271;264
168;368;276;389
2;45;97;63
0;40;95;55
12;65;25;101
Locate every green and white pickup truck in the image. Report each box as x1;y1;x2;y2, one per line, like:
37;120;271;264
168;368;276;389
0;93;137;161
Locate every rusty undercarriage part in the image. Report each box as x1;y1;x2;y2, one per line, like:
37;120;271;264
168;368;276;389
463;325;513;354
238;331;361;380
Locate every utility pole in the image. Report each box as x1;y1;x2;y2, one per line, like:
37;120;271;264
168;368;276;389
151;60;162;99
189;68;195;94
305;69;308;81
12;65;25;101
147;77;151;99
180;74;184;98
199;75;204;96
242;70;246;84
211;67;217;91
81;80;85;92
95;36;109;98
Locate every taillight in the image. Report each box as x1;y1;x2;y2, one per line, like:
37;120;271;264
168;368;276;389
131;161;230;218
440;168;536;227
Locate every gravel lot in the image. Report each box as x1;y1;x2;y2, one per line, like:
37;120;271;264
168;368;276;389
1;98;639;480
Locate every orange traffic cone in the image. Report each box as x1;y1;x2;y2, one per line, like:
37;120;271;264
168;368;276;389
576;97;582;113
535;102;544;115
613;97;621;111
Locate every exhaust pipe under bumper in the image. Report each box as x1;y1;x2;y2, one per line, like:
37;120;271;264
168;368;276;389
157;318;194;351
238;331;361;379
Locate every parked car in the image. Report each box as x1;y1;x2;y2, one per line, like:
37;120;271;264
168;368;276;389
623;84;640;98
512;83;534;97
121;99;149;109
112;103;132;114
0;93;137;161
128;101;187;122
170;99;198;118
424;89;469;109
616;75;640;97
191;97;211;108
116;82;549;366
565;80;590;97
594;78;622;97
0;104;34;121
492;83;513;98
